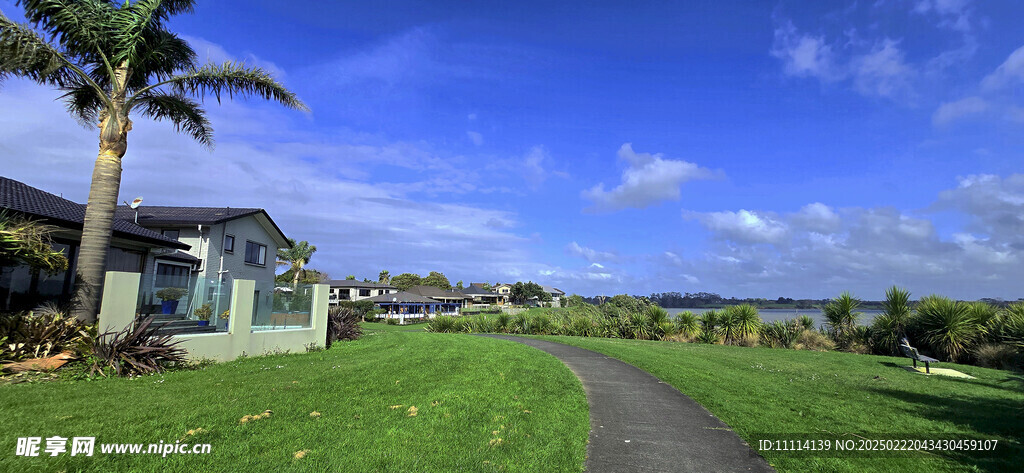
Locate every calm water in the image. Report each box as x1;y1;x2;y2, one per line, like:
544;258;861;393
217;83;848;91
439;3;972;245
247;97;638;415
665;308;884;328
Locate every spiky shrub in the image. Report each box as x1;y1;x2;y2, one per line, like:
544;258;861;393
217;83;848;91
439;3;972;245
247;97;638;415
674;311;700;339
565;315;595;337
0;303;93;361
91;316;187;377
695;328;721;344
699;310;721;333
760;320;802;349
625;310;653;340
426;316;457;333
822;292;862;349
987;302;1024;350
870;286;912;355
912;295;981;363
796;315;815;331
470;315;494;333
731;304;762;340
0;212;69;274
454;317;471;333
645;305;670;335
494;313;511;333
325;306;361;348
596;316;619;338
718;308;739;344
529;314;553;335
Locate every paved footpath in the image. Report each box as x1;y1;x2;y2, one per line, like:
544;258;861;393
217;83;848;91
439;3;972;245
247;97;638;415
479;335;774;473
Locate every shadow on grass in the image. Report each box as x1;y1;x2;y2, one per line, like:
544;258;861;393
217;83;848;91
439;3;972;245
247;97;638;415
867;387;1023;472
878;361;1024;395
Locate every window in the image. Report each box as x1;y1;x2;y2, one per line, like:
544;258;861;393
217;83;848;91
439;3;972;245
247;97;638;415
244;241;266;266
224;234;235;253
162;229;179;240
156;263;189;288
359;289;371;297
378;289;384;296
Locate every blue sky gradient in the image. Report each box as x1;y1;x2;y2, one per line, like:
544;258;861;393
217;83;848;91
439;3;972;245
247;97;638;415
2;0;1023;299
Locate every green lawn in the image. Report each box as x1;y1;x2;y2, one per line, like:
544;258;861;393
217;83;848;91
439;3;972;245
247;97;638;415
529;335;1023;473
0;330;588;472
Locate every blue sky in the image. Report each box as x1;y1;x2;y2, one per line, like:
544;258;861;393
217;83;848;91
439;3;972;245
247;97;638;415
3;0;1024;299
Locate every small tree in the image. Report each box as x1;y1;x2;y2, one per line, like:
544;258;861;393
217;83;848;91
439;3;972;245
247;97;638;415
390;273;422;291
422;271;451;289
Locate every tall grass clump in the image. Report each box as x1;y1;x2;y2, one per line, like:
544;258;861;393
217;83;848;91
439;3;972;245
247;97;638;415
426;316;458;333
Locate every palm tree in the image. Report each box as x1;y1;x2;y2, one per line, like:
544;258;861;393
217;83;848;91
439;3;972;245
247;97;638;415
823;292;862;348
0;1;307;322
378;270;390;284
276;238;316;287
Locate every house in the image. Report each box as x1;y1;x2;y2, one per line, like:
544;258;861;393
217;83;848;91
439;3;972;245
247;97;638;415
541;285;565;303
460;283;507;306
0;177;188;311
407;285;469;310
493;283;513;296
365;290;462;319
327;280;396;304
115;205;291;323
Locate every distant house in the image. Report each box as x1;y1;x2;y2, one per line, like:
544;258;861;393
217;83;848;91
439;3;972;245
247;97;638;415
0;177;188;311
542;285;565;305
493;283;513;296
407;285;470;308
115;205;291;320
365;290;461;318
327;280;396;304
461;283;507;306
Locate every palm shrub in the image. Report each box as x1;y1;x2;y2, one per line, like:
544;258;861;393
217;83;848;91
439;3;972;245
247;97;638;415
871;286;911;355
822;292;862;349
565;315;595;337
454;317;471;333
325;306;361;348
510;313;530;334
625;310;653;340
912;295;981;362
645;305;671;337
470;315;494;333
529;313;553;335
596;316;619;338
91;316;187;376
990;302;1024;350
696;328;721;344
494;313;511;333
0;212;69;274
760;320;802;349
731;304;762;340
796;315;815;331
674;311;700;339
0;303;93;361
718;308;740;344
699;310;721;334
426;316;457;333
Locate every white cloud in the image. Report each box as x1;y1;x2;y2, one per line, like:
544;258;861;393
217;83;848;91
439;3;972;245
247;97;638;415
684;209;789;245
582;143;717;212
566;241;617;263
467;131;483;146
981;44;1024;91
850;39;914;99
770;22;841;81
790;202;841;233
932;96;989;125
913;0;973;32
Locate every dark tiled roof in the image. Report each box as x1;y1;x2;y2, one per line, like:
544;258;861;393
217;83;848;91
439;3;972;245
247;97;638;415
155;250;200;263
0;176;189;249
115;206;262;225
460;285;498;296
115;205;290;248
328;280;396;289
364;291;439;304
408;285;469;299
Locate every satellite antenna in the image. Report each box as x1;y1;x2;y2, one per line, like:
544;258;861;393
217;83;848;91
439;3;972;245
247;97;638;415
122;196;144;223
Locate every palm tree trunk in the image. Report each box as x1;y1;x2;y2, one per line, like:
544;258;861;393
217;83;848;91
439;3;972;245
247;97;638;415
72;145;125;322
71;63;132;323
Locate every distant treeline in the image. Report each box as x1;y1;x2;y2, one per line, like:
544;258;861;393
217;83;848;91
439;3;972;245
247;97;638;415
579;292;1019;310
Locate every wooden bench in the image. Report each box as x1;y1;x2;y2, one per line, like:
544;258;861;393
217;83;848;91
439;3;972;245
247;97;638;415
899;337;939;373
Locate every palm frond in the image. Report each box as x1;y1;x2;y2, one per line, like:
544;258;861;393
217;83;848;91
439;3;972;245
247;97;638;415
58;81;104;126
0;12;75;86
166;62;308;111
110;0;181;67
17;0;114;63
132;91;213;147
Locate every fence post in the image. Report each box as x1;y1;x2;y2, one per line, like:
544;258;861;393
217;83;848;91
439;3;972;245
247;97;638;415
97;271;141;334
227;279;254;358
311;284;329;348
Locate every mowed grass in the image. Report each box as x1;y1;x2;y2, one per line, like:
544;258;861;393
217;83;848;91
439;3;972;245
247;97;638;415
0;330;588;472
529;335;1023;473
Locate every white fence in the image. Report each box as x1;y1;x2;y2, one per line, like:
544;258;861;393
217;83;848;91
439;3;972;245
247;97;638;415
98;272;329;362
